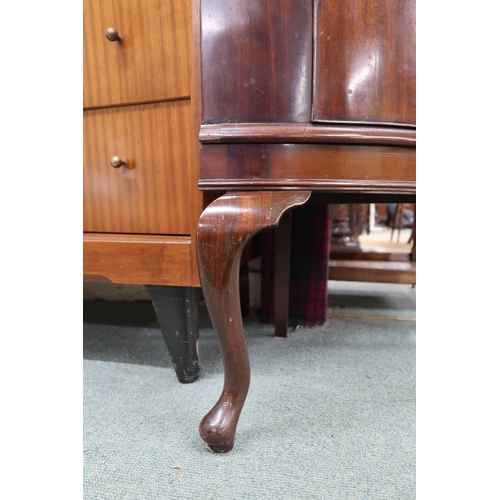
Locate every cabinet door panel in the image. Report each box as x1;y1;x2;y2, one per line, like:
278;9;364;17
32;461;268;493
84;0;190;108
313;0;415;126
83;100;192;235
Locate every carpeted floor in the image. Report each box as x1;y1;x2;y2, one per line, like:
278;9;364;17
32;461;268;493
83;281;416;499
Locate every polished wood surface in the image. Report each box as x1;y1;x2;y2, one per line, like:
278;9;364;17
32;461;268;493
274;211;292;338
83;233;193;286
313;0;416;126
84;100;192;235
197;191;310;452
84;0;191;108
195;0;416;451
200;123;416;147
200;0;313;123
200;144;415;192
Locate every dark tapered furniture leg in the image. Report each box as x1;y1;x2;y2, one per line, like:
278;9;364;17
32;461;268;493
274;211;292;338
145;285;200;384
197;191;311;452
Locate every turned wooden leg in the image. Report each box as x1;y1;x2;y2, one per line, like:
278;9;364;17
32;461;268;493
145;285;200;384
197;191;311;452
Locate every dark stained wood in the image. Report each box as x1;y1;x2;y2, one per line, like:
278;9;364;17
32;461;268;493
197;191;311;452
83;100;192;235
84;0;191;108
313;0;416;126
83;233;194;286
309;193;416;205
200;143;415;192
196;0;416;451
199;145;229;180
200;0;313;124
328;260;416;284
274;211;292;338
200;123;416;147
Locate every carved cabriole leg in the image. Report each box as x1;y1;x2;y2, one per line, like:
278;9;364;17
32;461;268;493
197;190;311;452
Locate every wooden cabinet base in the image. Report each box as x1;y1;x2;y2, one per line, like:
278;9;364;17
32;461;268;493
83;233;199;287
84;233;201;383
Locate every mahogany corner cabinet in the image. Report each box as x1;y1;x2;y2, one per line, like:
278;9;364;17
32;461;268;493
194;0;416;452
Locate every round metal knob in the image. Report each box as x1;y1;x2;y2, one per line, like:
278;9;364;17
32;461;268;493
110;156;125;168
105;27;121;42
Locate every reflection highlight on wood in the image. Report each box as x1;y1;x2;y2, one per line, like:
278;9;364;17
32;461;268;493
84;0;191;108
313;0;416;126
197;191;311;452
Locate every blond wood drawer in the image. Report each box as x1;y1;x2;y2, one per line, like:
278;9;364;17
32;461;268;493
83;99;192;235
83;0;190;108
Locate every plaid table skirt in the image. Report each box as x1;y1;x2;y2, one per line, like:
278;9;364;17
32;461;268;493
259;204;332;326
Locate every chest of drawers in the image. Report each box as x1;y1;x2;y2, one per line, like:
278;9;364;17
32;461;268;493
83;0;203;383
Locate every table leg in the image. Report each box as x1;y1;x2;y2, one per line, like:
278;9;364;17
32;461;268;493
197;190;311;452
146;285;201;383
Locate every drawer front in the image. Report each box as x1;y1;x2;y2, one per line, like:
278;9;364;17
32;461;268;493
83;233;194;286
84;0;190;108
312;0;415;127
83;100;192;235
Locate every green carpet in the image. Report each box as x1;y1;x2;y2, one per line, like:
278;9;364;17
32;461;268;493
83;282;415;499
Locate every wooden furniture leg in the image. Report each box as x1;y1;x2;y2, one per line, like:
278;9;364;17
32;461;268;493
197;191;311;452
145;285;200;384
274;211;292;338
390;204;401;241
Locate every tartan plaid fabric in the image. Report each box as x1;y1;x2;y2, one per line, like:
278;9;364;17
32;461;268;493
259;204;332;326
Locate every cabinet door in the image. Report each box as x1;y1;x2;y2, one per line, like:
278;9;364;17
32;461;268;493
84;0;190;108
83;100;192;235
312;0;415;127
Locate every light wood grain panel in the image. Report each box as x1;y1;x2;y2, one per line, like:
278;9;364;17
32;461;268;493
83;100;192;234
190;0;204;285
84;0;190;108
83;233;195;286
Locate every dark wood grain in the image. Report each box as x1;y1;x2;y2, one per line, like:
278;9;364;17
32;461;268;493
196;0;416;451
313;0;416;126
274;211;292;338
200;0;313;124
200;143;416;192
197;191;311;452
200;123;416;147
